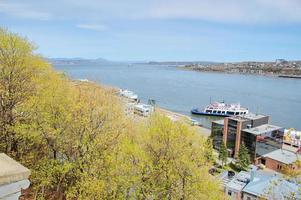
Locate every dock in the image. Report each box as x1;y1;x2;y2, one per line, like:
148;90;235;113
278;75;301;79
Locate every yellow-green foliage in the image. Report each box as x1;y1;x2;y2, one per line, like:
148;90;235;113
0;28;225;200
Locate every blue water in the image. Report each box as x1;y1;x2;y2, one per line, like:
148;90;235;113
54;63;301;129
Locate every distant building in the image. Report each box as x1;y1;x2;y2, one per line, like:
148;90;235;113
275;59;288;65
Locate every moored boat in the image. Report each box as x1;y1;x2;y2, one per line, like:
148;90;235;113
191;102;248;117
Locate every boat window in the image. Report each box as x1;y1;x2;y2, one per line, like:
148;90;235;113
217;111;221;114
227;111;234;115
235;112;239;115
213;110;216;114
206;110;211;113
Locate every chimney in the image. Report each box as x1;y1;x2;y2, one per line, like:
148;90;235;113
250;167;256;182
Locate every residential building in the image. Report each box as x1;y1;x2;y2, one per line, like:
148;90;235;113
221;169;301;200
261;149;301;172
224;171;250;200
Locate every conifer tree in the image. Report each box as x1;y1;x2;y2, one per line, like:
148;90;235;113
219;142;228;167
237;143;251;170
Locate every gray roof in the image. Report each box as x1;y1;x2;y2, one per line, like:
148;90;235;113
212;119;224;126
262;149;300;164
243;171;300;199
0;153;30;185
243;124;283;135
226;171;250;192
229;113;267;122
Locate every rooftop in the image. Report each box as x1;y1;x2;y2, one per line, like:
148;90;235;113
212;119;224;126
243;124;283;135
262;149;300;164
0;153;30;185
226;171;250;192
243;170;300;199
229;112;267;122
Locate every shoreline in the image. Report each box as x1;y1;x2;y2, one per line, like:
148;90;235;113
178;66;301;79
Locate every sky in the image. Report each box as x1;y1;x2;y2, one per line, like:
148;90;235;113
1;0;301;62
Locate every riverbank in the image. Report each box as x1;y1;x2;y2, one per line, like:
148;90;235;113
181;60;301;78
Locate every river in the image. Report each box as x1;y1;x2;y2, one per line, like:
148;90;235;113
54;63;301;129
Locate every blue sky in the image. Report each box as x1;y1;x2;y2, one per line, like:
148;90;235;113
1;0;301;62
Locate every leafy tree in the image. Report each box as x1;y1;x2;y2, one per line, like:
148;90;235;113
0;28;226;200
219;142;228;167
204;138;214;162
0;28;49;157
237;143;251;170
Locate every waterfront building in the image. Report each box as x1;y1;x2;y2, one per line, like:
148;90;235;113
241;124;284;162
211;114;301;172
212;113;269;157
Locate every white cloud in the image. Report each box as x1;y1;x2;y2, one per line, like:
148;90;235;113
76;24;108;31
1;0;301;24
146;0;301;24
0;1;51;20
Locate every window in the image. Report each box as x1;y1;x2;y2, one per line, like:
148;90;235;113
247;197;251;200
217;111;221;114
277;164;282;170
228;191;232;196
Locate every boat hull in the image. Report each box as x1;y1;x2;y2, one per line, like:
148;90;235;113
191;109;229;117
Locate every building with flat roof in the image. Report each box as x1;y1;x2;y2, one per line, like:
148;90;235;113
211;113;269;157
225;171;250;200
241;124;284;162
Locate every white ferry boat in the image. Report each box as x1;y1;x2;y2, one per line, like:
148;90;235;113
191;102;249;117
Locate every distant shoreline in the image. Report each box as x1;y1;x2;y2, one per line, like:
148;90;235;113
179;66;301;79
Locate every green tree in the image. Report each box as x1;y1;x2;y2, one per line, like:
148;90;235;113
219;142;228;167
237;143;250;170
